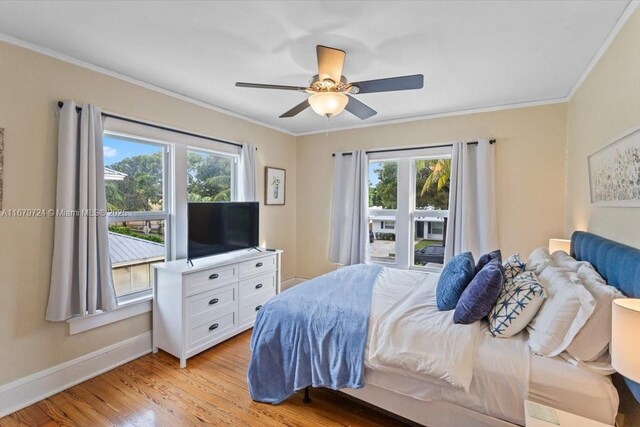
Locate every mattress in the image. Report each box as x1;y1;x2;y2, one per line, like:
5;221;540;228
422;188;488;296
364;267;619;426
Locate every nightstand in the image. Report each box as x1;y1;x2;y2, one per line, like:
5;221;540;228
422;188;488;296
525;400;611;427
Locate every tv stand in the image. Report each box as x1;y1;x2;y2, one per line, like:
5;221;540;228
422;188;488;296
153;248;283;368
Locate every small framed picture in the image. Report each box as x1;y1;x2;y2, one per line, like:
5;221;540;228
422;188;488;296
265;166;286;205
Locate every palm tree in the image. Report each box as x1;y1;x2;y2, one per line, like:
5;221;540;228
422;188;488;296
420;158;451;196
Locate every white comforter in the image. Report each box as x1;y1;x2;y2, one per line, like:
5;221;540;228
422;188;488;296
366;267;531;423
368;270;481;391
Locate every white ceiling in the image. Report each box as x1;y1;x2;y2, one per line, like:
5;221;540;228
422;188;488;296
0;1;632;135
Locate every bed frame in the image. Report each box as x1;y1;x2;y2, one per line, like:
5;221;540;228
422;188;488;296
332;231;639;427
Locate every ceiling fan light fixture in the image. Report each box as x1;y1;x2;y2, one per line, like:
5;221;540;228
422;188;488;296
308;92;348;117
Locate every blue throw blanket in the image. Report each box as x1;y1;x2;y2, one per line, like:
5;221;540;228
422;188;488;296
248;263;383;404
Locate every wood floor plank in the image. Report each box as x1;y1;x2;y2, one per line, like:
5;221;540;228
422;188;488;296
1;330;411;426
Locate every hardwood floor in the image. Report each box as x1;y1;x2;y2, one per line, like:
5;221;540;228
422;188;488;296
1;330;413;426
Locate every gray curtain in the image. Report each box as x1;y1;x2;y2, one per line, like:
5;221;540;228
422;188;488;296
445;139;498;262
238;143;257;201
328;150;368;265
46;101;117;321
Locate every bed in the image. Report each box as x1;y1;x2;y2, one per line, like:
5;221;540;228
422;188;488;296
248;232;638;426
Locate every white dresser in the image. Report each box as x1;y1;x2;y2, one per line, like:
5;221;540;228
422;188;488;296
152;249;282;367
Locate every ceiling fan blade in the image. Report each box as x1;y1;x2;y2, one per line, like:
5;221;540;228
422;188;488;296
345;95;377;120
279;99;310;118
350;74;424;94
317;45;346;84
236;82;307;91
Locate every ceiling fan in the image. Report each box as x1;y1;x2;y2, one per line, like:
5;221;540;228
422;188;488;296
236;45;424;120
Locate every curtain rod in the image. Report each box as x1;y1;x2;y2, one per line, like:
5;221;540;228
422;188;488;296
57;101;245;149
331;139;496;157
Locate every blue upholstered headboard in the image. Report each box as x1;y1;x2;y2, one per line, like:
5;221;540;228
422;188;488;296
571;231;640;402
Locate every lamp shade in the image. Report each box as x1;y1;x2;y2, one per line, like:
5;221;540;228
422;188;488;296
308;92;348;117
548;238;571;254
611;298;640;382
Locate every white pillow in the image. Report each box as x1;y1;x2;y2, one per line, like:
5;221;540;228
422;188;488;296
488;271;546;338
526;247;554;275
551;250;590;272
527;266;596;357
566;264;625;362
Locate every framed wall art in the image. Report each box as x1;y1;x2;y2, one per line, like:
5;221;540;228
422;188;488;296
265;166;286;206
588;126;640;207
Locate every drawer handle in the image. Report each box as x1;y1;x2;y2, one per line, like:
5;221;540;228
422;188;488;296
255;262;263;268
209;298;219;305
255;305;263;312
209;273;219;280
209;323;219;331
255;283;263;289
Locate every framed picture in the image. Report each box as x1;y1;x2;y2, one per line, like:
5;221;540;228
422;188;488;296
588;126;640;207
265;166;286;205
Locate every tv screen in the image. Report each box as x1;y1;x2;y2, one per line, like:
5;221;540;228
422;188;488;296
188;202;259;259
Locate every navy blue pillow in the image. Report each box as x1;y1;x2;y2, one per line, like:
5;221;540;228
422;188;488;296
475;249;502;275
454;259;505;324
436;252;476;311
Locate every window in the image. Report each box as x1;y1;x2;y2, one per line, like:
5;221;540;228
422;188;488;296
368;149;452;269
368;160;398;263
187;149;235;201
412;157;450;267
104;134;169;300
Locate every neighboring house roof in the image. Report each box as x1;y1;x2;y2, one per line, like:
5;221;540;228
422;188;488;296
104;167;127;181
108;231;164;266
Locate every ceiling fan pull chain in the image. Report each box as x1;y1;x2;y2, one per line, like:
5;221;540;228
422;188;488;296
326;115;330;137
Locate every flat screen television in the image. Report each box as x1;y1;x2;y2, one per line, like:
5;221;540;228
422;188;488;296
188;202;259;259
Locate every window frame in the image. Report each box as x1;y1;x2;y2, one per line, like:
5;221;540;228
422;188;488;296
187;146;238;203
368;146;452;270
103;131;172;302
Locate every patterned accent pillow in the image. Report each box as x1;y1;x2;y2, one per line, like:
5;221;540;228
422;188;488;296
488;271;546;338
503;253;526;280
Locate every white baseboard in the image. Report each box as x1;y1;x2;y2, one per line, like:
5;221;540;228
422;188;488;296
281;277;308;290
0;331;152;418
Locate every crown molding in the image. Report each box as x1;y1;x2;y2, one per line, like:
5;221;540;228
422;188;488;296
565;0;638;100
0;33;297;137
295;97;568;137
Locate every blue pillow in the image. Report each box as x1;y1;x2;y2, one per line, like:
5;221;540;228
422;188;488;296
475;249;502;275
436;252;476;311
454;259;505;324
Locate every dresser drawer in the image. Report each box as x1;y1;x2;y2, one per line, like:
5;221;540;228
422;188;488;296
187;284;236;321
239;290;275;326
238;255;276;278
187;310;237;351
239;272;276;301
185;265;237;296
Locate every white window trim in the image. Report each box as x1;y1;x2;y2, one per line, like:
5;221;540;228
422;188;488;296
368;149;452;270
67;296;152;335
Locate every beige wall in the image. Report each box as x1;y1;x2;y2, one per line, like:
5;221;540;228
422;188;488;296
0;41;297;384
566;8;640;249
296;104;568;278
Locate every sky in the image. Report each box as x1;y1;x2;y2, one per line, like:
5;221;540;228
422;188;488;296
103;136;160;166
369;162;380;186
